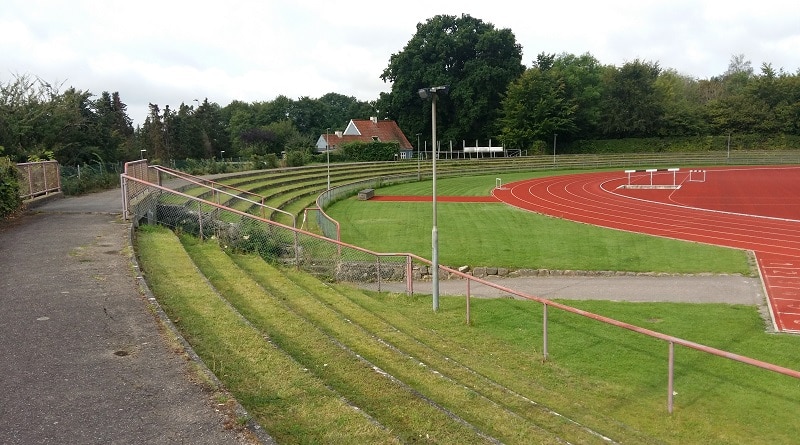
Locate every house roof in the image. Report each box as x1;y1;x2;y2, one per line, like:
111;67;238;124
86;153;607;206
319;117;413;151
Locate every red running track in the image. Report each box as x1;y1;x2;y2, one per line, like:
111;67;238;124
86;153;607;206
492;166;800;333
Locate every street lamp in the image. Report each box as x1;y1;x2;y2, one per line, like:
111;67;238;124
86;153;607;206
140;149;146;160
553;133;557;166
220;150;225;161
326;127;331;190
418;85;449;311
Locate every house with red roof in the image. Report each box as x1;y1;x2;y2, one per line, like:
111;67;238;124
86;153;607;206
316;117;413;158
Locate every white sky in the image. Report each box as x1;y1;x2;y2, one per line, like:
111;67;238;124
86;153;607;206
2;0;799;126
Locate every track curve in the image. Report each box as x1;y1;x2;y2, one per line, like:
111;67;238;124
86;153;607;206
492;167;800;333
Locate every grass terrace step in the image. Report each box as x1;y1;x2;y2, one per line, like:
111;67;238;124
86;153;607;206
179;235;499;444
229;253;617;444
134;226;400;443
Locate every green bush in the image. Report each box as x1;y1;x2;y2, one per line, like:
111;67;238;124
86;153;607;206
284;150;307;167
0;156;23;219
60;163;121;196
250;153;279;170
339;141;400;162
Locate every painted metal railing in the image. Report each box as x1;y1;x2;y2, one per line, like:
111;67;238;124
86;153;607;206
16;160;61;199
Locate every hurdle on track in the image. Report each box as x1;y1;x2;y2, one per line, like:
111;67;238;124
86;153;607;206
688;169;707;182
622;168;681;189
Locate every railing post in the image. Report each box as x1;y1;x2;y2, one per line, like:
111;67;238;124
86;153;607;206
197;200;203;241
668;341;675;413
542;304;549;361
376;257;382;292
465;278;471;325
27;166;34;199
42;163;49;192
406;256;413;296
120;176;129;220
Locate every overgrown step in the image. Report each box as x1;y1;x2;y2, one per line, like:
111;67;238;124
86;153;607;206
231;253;617;444
180;235;498;444
135;226;401;444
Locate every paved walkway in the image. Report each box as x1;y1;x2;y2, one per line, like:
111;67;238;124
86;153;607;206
0;189;270;445
388;272;764;305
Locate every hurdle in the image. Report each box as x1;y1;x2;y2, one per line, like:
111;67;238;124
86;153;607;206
622;168;681;189
688;169;707;182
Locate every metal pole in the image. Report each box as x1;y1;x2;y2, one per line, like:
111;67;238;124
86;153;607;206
668;341;675;413
326;128;331;190
553;133;557;166
416;133;421;181
431;94;439;311
727;133;731;161
543;304;549;361
466;278;471;325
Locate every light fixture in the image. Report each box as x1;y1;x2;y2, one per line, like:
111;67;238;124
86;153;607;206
418;85;449;311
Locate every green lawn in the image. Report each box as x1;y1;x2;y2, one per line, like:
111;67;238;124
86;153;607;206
326;172;751;274
136;225;800;444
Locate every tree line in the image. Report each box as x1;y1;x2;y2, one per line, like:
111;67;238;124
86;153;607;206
2;14;799;167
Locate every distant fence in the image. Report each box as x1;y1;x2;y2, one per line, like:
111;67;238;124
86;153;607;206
16;161;61;200
121;156;800;414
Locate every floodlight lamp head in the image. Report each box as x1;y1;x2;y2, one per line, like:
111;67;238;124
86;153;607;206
418;85;450;99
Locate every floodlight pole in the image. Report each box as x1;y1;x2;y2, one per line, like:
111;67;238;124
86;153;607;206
419;85;448;311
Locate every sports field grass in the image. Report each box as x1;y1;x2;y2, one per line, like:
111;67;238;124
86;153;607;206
325;172;751;275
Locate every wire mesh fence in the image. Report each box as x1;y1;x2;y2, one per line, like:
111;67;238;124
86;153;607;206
15;160;60;199
122;161;416;294
314;172;418;240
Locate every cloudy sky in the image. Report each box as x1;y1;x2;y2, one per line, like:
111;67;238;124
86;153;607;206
2;0;798;126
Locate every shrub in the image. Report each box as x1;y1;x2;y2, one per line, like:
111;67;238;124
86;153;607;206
0;156;23;219
60;163;121;196
339;141;400;162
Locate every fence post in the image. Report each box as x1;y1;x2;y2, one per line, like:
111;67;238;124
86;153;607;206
406;256;413;296
120;176;129;220
197;200;203;241
668;341;675;413
376;257;382;292
465;278;471;325
542;304;549;361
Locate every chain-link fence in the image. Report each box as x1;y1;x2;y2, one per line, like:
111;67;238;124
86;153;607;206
314;172;418;240
16;161;60;199
122;160;415;294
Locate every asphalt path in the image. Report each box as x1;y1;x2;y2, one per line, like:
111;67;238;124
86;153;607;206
0;189;271;445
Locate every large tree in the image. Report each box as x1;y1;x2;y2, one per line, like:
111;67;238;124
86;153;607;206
498;53;578;152
550;52;605;140
599;59;664;138
380;14;524;146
